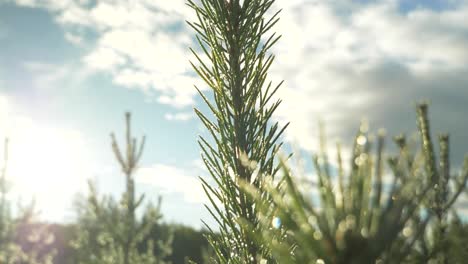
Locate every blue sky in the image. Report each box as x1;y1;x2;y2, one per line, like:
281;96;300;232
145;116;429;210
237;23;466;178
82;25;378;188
0;0;468;228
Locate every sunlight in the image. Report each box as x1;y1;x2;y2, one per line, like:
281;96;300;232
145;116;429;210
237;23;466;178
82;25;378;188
0;96;93;221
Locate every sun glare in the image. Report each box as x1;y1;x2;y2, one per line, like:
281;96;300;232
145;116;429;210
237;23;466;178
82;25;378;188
0;96;92;221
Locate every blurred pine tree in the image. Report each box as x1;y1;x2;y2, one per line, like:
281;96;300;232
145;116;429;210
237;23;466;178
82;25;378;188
70;113;172;264
242;104;468;264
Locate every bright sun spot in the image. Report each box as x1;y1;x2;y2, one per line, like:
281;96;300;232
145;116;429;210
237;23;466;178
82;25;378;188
0;95;93;221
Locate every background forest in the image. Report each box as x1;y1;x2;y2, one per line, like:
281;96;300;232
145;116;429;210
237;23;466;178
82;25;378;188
1;0;468;263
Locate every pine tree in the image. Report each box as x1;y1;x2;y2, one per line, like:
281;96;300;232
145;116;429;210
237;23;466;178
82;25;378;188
187;0;468;263
71;113;172;264
243;103;468;263
188;0;286;262
405;104;468;263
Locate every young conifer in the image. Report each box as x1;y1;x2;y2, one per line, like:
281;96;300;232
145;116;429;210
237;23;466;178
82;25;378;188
71;113;172;264
187;0;286;262
244;104;468;263
407;104;468;263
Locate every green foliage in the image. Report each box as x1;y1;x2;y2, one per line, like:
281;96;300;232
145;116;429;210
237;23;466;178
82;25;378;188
188;0;286;262
406;105;468;263
155;224;211;264
188;1;468;263
11;221;211;264
444;213;468;263
243;104;468;264
70;113;172;264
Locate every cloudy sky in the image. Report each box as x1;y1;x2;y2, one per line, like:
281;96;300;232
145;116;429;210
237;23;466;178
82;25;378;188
0;0;467;227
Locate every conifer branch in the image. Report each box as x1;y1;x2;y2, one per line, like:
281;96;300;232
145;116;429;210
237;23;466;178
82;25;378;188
189;0;286;262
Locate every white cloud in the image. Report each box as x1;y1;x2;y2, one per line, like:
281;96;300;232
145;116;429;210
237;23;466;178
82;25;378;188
135;163;207;204
88;2;179;31
8;0;201;109
83;47;127;72
113;68;153;89
164;111;194;121
9;0;90;10
56;3;93;26
269;0;468;162
10;0;37;7
64;32;83;45
157;93;195;109
93;28;191;75
22;61;91;90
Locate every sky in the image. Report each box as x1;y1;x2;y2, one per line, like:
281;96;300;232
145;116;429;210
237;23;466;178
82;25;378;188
0;0;467;228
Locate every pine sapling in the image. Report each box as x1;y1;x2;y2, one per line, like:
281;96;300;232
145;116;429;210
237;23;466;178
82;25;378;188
188;0;287;262
71;113;172;264
243;104;468;264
